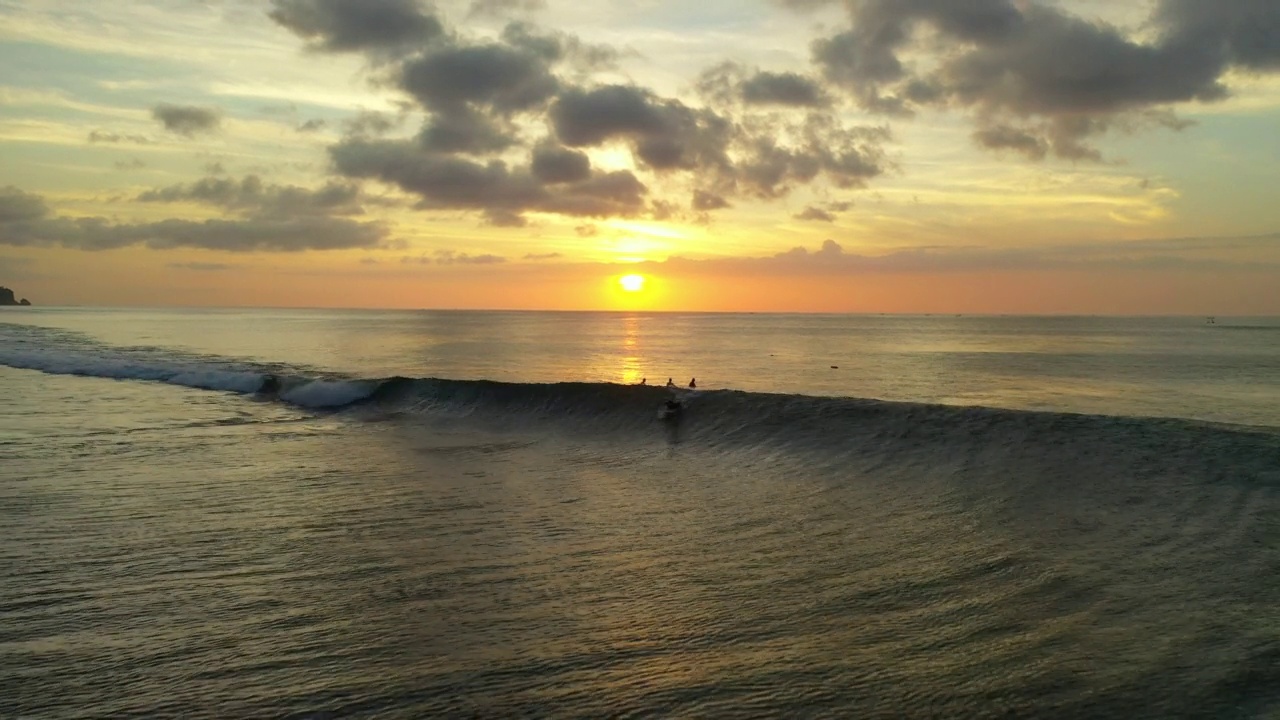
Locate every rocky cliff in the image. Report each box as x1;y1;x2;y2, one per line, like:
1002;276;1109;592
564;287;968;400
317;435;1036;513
0;286;32;306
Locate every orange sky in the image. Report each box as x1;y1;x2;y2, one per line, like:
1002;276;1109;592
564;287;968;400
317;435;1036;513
2;0;1279;313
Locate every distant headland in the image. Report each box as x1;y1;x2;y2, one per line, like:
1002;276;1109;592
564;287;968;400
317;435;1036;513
1;286;32;306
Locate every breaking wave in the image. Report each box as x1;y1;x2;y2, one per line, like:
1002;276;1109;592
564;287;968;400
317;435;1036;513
3;320;1278;495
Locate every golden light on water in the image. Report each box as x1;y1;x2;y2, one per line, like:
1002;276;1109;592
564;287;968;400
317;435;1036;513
619;274;646;293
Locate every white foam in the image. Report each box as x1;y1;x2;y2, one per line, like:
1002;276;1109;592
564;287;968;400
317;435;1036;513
279;379;376;409
0;346;263;394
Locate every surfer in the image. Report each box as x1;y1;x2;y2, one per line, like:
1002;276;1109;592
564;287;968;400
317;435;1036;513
258;374;281;394
661;397;682;421
666;378;675;387
639;377;647;385
689;378;697;388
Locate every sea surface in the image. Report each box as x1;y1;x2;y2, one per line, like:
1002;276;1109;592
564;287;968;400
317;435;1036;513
1;308;1278;719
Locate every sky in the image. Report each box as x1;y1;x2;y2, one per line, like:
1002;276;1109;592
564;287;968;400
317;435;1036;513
1;0;1278;313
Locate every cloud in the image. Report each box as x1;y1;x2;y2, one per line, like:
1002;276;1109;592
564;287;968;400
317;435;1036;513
0;186;52;224
435;250;506;264
660;233;1280;274
152;104;222;137
467;0;547;20
972;125;1049;161
699;63;830;108
523;251;562;260
88;130;153;145
418;106;517;155
794;206;836;222
399;43;560;116
137;175;366;216
329;137;647;224
742;71;829;107
692;190;730;211
795;0;1280;160
343;109;406;137
168;262;237;271
268;0;444;56
550;85;733;175
113;159;147;171
266;3;890;224
531;143;591;184
297;118;327;132
400;250;508;264
0;186;387;252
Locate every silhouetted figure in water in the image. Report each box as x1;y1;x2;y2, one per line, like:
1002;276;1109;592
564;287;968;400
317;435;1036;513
639;378;647;385
689;378;697;389
662;398;683;421
666;378;675;387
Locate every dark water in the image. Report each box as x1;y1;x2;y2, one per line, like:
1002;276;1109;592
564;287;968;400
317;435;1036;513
1;310;1278;718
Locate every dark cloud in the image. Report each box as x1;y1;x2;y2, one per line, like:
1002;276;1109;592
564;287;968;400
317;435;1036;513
531;143;591;184
697;62;829;108
500;21;619;74
88;130;153;145
152;104;222;137
741;71;829;107
1154;0;1280;72
735;115;890;197
297;118;327;132
7;215;385;252
523;251;562;260
551;85;673;146
1;186;386;252
692;190;730;211
418;106;517;155
267;0;444;56
550;85;734;175
329;137;647;225
400;43;559;115
798;0;1280;160
137;175;366;216
0;186;52;224
795;206;836;222
972;125;1048;160
266;2;889;223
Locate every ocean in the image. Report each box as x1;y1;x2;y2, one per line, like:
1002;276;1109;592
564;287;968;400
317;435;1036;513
1;308;1278;719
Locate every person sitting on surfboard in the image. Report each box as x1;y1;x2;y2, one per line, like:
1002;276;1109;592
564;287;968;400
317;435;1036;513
666;378;675;387
689;378;696;388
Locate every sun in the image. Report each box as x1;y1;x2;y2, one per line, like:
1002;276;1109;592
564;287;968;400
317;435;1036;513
619;274;646;293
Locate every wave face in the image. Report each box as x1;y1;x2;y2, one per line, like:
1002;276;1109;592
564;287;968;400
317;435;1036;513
3;321;1278;497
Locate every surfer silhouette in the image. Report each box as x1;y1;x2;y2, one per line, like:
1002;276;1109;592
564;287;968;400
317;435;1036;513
666;378;675;387
689;378;696;388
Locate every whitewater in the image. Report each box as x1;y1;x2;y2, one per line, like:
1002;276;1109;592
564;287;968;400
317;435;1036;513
1;308;1278;718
